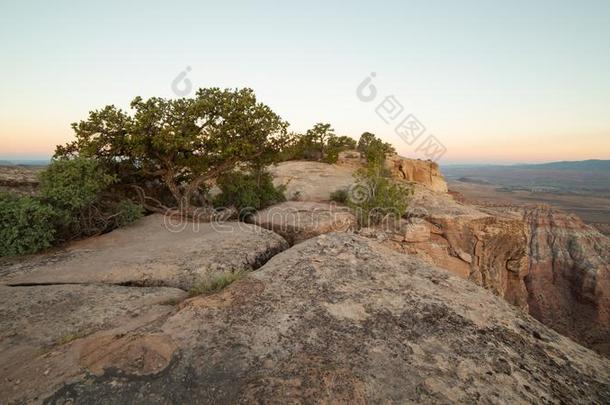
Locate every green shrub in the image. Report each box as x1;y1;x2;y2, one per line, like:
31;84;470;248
348;164;412;227
357;132;395;164
114;200;144;227
213;169;286;218
39;157;116;213
330;188;349;204
0;193;56;256
38;158;118;240
280;124;357;163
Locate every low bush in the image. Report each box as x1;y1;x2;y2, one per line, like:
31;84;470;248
357;132;396;164
329;188;349;204
213;169;286;218
0;193;56;256
39;157;116;213
348;164;412;227
39;157;118;240
0;158;147;257
113;199;144;227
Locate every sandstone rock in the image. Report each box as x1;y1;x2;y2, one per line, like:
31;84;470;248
0;283;185;401
268;161;356;201
521;206;610;355
250;201;356;244
402;222;431;243
0;214;288;291
370;187;531;310
384;154;448;192
269;157;449;202
25;233;610;404
337;149;366;166
0;165;42;195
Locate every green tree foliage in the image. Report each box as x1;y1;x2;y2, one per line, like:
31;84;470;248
39;157;143;241
357;132;396;164
325;135;357;164
114;199;144;227
284;123;357;163
0;158;145;257
348;164;412;227
39;157;116;214
56;88;291;215
213;169;286;218
0;193;56;256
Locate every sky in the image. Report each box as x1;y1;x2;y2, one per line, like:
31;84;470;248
1;0;609;164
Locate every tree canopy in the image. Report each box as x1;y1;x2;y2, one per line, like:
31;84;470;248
56;88;290;214
357;132;396;164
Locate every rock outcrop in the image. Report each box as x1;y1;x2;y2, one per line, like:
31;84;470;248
0;214;288;291
365;188;530;310
521;205;610;355
0;283;186;398
5;233;607;403
385;154;448;192
269;154;449;200
251;201;356;244
0;165;42;195
268;160;609;355
268;161;356;201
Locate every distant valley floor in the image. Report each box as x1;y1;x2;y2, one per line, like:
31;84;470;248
448;180;610;236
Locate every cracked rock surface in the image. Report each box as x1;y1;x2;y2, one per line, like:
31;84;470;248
251;201;357;244
12;233;608;404
0;214;288;291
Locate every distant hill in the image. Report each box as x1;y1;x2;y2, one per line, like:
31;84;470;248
442;159;610;195
0;159;49;167
513;160;610;172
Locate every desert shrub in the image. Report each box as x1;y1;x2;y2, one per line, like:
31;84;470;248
281;124;357;163
38;158;117;240
39;157;116;213
329;188;349;204
189;271;244;297
213;169;286;218
324;135;357;164
357;132;395;164
0;193;56;256
113;199;144;227
348;165;412;227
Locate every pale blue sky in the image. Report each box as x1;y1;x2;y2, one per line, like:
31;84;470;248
1;0;609;163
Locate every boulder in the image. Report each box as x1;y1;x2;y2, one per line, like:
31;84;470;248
250;201;356;244
384;154;448;192
0;214;288;291
268;160;356;201
268;157;449;202
22;233;610;404
337;149;366;166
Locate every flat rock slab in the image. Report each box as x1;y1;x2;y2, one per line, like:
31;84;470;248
28;233;610;404
0;283;185;400
269;160;356;201
251;201;357;244
0;214;288;290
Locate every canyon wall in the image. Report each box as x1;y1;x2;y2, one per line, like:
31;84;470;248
270;159;609;355
521;205;610;354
